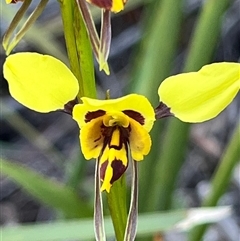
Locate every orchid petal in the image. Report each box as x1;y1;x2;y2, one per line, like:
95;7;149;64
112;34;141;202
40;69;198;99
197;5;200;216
3;52;79;112
158;62;240;122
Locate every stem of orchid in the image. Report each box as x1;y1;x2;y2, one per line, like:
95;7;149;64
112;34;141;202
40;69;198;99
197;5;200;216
94;159;106;241
106;175;128;241
59;0;96;99
2;0;32;51
189;123;240;241
73;0;97;98
59;0;83;99
5;0;49;55
99;10;111;73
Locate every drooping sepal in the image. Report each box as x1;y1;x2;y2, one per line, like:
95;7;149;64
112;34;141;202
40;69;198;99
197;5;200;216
75;0;110;74
123;157;138;241
94;159;106;241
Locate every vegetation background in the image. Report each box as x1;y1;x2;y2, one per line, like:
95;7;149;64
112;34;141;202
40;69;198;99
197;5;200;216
1;0;240;240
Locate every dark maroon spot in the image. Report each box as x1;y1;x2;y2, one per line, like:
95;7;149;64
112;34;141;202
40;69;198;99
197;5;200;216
85;110;106;123
103;126;130;151
154;102;173;119
100;160;108;181
110;159;128;184
89;0;112;10
123;110;145;125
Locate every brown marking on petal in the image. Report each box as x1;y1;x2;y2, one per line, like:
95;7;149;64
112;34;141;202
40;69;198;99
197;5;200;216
154;102;174;119
85;110;106;123
110;159;128;184
100;160;108;181
102;126;130;150
123;110;145;125
88;0;112;10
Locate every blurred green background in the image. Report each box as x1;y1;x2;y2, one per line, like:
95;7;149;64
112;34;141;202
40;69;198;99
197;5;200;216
1;0;240;240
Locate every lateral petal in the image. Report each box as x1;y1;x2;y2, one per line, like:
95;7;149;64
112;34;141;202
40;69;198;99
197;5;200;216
158;62;240;122
80;117;104;160
129;119;152;161
3;52;79;113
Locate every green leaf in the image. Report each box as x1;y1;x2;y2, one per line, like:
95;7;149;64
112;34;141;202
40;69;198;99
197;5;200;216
1;159;92;218
1;207;230;241
1;210;186;241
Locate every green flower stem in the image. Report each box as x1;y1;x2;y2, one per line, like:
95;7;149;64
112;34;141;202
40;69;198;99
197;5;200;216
60;2;126;239
150;0;231;212
189;124;240;241
106;176;128;241
73;1;97;98
59;0;96;99
59;0;82;99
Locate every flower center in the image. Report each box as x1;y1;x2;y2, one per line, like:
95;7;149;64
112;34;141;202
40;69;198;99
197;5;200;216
103;111;129;128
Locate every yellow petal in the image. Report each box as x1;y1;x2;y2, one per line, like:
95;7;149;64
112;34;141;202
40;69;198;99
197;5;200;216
111;0;126;13
129;119;152;161
3;52;79;113
80;117;104;160
158;62;240;122
73;94;155;131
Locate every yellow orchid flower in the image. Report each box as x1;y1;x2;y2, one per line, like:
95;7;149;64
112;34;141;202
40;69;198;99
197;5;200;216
73;94;155;192
3;52;155;193
3;52;239;241
86;0;127;13
157;62;240;122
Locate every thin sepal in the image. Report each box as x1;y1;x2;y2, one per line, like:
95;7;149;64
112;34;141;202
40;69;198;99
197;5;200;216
99;9;111;74
123;155;138;241
5;0;49;55
75;0;100;55
94;158;106;241
75;0;110;75
3;0;32;51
